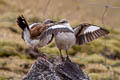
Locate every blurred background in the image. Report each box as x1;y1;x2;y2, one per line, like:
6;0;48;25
0;0;120;80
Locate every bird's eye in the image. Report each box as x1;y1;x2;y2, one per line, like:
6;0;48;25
51;21;54;23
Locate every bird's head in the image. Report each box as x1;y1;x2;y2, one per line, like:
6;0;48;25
43;19;56;25
58;19;68;24
58;19;70;27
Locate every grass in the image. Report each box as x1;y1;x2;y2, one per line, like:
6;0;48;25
0;0;120;80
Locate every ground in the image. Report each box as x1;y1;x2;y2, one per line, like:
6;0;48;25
0;0;120;80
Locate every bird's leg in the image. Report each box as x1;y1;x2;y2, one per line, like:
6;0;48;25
65;49;70;60
33;48;40;53
59;49;64;61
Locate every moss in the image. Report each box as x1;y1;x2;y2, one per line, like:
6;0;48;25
39;47;59;56
89;73;102;80
0;50;18;57
68;48;77;56
0;76;7;80
110;29;120;35
72;45;82;52
111;62;120;68
28;17;41;23
0;12;17;22
0;41;24;57
72;38;120;60
107;39;120;53
89;73;111;80
89;68;106;73
48;42;56;48
83;54;105;63
72;39;105;55
103;39;120;59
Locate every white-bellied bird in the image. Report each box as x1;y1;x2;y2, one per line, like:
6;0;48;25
16;15;56;54
39;19;109;60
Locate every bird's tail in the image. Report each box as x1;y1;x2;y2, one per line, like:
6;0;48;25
16;15;29;31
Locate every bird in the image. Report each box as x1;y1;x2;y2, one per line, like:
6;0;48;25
39;19;109;60
16;15;56;55
38;19;74;60
54;19;76;60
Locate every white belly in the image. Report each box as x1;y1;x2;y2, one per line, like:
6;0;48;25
55;32;76;50
25;35;52;48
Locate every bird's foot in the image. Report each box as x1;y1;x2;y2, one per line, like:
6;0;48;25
60;55;65;62
39;53;46;58
33;48;40;53
66;56;71;62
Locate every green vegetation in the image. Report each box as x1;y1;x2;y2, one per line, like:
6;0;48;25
0;0;120;80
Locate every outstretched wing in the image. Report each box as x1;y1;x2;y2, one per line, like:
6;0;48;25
73;23;109;45
39;24;74;40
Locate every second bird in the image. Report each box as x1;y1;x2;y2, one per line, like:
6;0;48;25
41;19;109;60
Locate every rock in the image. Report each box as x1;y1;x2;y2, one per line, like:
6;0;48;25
22;55;91;80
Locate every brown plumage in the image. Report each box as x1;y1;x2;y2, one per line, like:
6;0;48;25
16;15;55;50
30;24;49;39
17;15;53;40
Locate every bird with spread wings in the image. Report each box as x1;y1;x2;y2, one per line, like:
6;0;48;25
38;19;109;60
17;15;109;60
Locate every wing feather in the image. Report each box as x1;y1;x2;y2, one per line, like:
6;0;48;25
74;23;109;45
39;24;74;40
